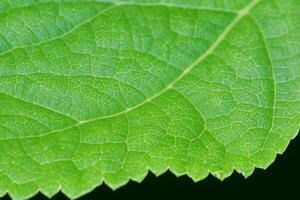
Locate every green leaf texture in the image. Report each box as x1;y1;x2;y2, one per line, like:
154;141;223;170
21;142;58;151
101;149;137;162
0;0;299;199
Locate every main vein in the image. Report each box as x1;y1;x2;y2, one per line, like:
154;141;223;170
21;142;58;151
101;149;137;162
0;2;237;57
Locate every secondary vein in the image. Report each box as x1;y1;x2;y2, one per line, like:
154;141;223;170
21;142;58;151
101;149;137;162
4;0;262;140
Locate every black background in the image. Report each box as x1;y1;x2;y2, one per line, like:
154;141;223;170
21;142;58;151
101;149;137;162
2;131;299;200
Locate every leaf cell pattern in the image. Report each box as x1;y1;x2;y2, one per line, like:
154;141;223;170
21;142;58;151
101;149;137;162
0;0;299;199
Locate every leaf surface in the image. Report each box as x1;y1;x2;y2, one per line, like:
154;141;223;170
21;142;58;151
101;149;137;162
0;0;299;199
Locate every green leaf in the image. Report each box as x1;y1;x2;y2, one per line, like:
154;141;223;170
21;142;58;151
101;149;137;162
0;0;299;199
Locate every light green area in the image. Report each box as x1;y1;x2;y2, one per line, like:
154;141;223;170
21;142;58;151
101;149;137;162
0;0;299;199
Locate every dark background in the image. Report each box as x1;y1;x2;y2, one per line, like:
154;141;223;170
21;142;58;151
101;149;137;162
2;131;299;200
